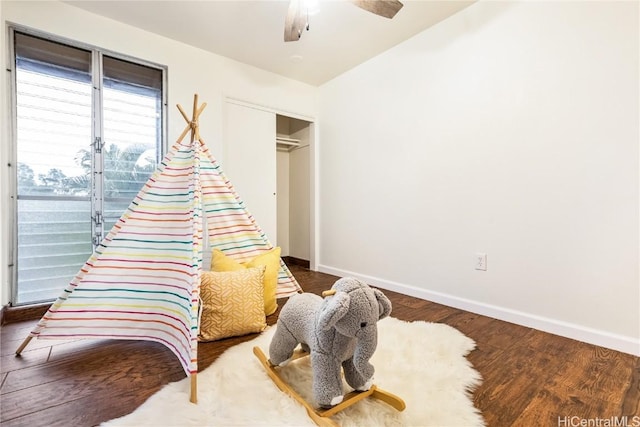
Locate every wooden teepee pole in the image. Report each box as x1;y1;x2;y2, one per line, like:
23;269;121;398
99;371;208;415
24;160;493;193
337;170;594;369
176;94;207;145
176;94;208;405
190;374;198;404
189;93;198;405
15;335;33;355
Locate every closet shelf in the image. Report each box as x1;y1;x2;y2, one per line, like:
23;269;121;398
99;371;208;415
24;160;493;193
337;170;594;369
276;136;300;145
276;136;301;151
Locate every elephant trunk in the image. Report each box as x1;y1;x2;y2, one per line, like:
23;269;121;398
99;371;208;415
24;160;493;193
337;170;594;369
353;326;377;380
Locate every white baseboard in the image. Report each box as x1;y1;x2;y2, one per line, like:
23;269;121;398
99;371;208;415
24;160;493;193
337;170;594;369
317;264;640;357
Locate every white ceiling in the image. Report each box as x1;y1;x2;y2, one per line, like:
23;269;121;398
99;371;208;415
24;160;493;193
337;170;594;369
64;0;475;86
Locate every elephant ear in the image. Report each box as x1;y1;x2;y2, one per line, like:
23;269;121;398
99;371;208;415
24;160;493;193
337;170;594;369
374;288;392;320
317;292;350;331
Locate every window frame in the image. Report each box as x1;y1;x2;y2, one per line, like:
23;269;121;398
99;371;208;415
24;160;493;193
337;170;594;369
7;24;168;306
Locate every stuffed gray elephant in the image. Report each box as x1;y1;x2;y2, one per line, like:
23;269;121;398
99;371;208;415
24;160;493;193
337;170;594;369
268;277;392;408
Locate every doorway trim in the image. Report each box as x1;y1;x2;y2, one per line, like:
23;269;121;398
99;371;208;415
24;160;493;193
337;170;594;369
223;97;318;272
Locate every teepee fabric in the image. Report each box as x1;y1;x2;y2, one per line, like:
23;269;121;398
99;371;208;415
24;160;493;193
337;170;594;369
25;114;302;379
198;140;300;297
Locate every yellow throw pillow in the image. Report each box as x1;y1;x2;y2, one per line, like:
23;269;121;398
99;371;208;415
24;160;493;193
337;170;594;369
212;247;281;316
198;266;267;342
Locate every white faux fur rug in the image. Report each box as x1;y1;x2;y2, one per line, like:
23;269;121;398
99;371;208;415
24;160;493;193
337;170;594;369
103;317;485;427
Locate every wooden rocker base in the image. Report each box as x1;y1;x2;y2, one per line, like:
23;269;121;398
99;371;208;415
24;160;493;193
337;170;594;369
253;346;405;427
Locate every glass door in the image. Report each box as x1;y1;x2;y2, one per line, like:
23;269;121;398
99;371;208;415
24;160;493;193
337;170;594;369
14;33;93;303
12;30;165;304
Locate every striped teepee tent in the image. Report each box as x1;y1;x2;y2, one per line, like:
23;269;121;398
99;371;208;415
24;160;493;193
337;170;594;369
15;95;302;403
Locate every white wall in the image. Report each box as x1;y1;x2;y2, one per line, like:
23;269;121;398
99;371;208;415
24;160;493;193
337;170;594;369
0;0;318;307
318;1;639;355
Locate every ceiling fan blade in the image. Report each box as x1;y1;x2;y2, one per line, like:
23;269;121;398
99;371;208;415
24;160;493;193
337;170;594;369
284;0;307;42
352;0;404;19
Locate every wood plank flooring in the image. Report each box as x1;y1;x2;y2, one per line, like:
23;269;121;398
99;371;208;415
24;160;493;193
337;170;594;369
1;266;638;426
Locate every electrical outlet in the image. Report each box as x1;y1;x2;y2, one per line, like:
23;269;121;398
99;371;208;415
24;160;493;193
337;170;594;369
475;253;487;271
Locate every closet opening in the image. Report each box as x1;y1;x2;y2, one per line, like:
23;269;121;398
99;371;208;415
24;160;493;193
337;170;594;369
276;114;311;268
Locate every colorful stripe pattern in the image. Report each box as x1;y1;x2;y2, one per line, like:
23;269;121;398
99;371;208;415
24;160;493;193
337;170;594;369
198;141;301;298
30;137;302;376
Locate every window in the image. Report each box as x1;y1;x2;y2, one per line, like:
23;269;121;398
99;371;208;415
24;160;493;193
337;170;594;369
11;29;166;304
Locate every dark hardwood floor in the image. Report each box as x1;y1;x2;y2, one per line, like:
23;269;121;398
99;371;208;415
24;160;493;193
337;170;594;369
1;266;638;426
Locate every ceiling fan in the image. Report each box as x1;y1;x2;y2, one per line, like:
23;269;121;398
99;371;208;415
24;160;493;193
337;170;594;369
284;0;404;42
